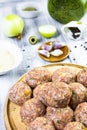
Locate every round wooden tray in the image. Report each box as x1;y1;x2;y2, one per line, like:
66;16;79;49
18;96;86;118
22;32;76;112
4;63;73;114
38;41;70;62
4;63;87;130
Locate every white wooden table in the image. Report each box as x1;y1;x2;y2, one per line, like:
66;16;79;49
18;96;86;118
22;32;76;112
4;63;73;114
0;0;87;129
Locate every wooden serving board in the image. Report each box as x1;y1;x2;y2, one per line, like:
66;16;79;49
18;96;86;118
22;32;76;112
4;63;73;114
4;63;87;130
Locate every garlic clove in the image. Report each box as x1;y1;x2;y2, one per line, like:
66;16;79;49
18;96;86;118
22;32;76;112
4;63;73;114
52;41;65;49
50;49;63;56
41;44;53;51
38;50;50;57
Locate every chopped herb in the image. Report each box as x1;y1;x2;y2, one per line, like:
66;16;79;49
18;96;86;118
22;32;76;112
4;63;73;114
23;7;37;11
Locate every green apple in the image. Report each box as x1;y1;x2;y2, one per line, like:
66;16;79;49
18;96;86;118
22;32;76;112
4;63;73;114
1;14;24;37
38;24;57;38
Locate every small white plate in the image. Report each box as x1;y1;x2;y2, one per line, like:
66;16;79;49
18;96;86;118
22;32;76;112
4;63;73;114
0;40;23;75
16;2;41;19
61;21;86;40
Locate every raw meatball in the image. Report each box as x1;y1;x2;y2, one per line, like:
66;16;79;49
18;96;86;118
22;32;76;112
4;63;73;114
63;122;87;130
52;68;76;84
20;98;46;125
74;102;87;127
34;81;72;108
69;82;87;109
77;68;87;87
27;117;56;130
34;82;52;106
46;106;73;130
8;81;32;105
25;67;51;88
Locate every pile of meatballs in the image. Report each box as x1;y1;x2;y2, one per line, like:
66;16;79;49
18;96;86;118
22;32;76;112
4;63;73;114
8;67;87;130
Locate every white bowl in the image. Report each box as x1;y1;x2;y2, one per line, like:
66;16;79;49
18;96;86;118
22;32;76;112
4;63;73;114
0;40;23;75
16;2;41;19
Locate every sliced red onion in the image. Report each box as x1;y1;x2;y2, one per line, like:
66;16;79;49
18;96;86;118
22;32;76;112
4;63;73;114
38;50;50;57
41;44;53;51
52;41;65;49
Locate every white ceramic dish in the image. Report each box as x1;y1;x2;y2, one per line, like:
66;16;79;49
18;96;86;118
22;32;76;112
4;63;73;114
0;40;23;75
16;2;41;19
61;21;86;40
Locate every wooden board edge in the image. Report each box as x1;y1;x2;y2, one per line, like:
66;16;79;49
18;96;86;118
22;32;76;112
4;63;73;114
4;63;87;130
4;98;12;130
42;62;87;68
